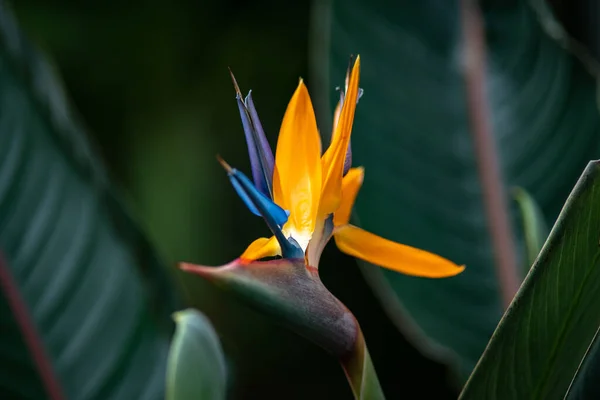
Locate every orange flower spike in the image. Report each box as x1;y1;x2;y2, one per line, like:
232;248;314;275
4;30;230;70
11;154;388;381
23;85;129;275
333;167;364;226
187;56;464;279
320;56;361;217
272;80;322;248
180;61;465;400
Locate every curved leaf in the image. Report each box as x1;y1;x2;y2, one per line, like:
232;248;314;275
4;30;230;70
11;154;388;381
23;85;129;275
460;161;600;399
166;309;227;400
0;2;182;398
566;329;600;399
320;0;600;379
513;187;549;271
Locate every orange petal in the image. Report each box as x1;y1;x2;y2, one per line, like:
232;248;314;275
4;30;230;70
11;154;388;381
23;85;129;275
240;236;281;263
320;56;361;216
333;167;364;226
332;99;342;135
273;80;322;236
333;224;465;278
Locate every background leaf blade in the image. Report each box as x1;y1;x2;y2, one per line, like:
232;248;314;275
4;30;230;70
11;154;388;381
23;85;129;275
0;1;185;397
459;160;600;399
513;186;549;271
321;0;600;379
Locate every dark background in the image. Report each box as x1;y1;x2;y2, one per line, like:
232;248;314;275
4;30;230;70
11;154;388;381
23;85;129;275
10;1;597;398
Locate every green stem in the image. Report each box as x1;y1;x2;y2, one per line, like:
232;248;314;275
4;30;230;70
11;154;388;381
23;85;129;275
341;327;385;400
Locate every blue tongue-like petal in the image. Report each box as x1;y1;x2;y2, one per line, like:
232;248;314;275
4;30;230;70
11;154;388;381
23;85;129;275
228;173;289;227
219;157;302;259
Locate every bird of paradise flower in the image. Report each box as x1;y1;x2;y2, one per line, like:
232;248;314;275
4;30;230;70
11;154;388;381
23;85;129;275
179;56;465;399
184;56;464;277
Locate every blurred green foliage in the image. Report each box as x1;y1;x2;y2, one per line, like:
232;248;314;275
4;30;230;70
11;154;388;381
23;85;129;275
11;1;458;398
0;1;179;397
322;0;600;381
8;0;599;398
167;309;226;400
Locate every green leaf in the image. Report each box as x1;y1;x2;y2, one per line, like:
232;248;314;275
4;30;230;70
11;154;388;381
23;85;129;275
319;0;600;379
513;187;549;271
459;160;600;399
166;309;227;400
566;330;600;399
0;2;183;398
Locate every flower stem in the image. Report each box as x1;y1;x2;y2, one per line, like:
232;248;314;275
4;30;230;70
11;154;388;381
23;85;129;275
460;0;519;307
341;327;386;400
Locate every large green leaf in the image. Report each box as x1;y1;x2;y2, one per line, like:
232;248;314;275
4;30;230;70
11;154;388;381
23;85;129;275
320;0;600;379
459;160;600;399
566;330;600;399
0;2;185;398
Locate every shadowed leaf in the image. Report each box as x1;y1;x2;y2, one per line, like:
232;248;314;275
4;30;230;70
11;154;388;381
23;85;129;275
0;2;183;398
460;161;600;399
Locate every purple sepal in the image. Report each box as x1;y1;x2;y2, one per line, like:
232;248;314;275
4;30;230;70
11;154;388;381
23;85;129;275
230;70;275;199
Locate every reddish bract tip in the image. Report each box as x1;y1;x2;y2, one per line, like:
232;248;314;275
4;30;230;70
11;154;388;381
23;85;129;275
180;257;358;359
178;262;226;281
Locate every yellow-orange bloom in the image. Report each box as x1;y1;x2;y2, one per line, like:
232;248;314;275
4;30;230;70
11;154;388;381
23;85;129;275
235;56;463;278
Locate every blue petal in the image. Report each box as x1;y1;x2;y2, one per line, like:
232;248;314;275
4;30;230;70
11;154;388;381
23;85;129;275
229;176;262;217
230;71;274;198
228;170;289;227
285;237;305;259
245;91;274;186
228;167;302;258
